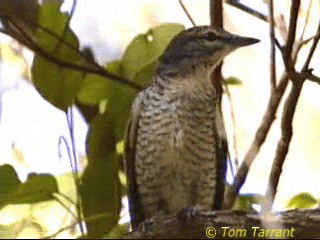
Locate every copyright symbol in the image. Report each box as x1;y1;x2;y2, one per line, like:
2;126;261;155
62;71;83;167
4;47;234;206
206;227;216;238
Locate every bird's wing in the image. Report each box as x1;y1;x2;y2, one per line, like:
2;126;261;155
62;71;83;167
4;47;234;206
212;104;228;209
124;93;144;230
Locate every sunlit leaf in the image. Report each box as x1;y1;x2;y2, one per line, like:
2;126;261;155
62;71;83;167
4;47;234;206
36;2;80;61
0;164;21;208
122;23;185;80
0;168;58;207
81;112;121;238
31;2;84;111
78;61;137;141
104;223;130;239
232;193;264;211
9;173;58;204
32;57;84;111
286;192;318;209
224;77;243;86
0;224;16;239
77;61;122;105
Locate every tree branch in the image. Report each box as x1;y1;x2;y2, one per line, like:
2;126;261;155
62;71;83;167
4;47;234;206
210;0;224;99
178;0;196;27
0;8;144;90
268;0;276;91
264;15;320;212
224;0;268;22
223;0;309;210
125;209;320;239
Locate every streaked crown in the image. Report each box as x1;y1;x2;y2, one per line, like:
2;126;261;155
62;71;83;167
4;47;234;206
156;25;259;77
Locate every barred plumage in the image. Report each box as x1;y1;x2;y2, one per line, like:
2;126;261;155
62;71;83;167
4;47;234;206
124;25;259;229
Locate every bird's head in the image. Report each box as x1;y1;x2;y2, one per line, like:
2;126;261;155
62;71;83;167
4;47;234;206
156;26;259;78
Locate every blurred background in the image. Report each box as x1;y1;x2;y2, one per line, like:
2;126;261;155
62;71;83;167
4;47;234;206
0;0;319;238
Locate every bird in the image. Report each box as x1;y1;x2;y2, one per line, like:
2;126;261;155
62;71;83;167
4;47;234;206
124;25;259;230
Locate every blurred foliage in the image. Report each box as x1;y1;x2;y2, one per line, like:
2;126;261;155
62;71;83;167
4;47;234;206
0;0;184;238
0;164;58;209
286;192;319;209
224;76;243;86
232;193;264;212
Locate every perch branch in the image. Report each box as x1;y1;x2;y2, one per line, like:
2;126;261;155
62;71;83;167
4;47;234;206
125;209;320;239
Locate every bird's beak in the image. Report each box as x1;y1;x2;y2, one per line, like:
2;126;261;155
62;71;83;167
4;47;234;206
231;35;260;47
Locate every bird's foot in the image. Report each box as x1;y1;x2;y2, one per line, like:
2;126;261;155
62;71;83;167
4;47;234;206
137;210;165;232
138;218;154;232
177;205;200;223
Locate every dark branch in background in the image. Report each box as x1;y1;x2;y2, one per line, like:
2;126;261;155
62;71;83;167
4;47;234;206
178;0;196;26
224;0;268;23
210;0;239;177
0;8;143;90
210;0;223;99
223;0;318;210
283;0;300;72
268;0;276;91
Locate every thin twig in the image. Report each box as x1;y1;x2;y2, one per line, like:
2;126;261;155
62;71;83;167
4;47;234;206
56;0;77;50
42;213;112;239
283;0;300;72
53;194;78;219
178;0;196;26
268;0;276;91
0;11;143;90
299;0;313;42
58;136;73;166
66;108;85;236
264;80;304;212
55;192;77;206
223;0;307;210
224;84;239;171
210;0;224;98
225;0;268;22
263;1;303;212
302;20;320;71
264;1;320;212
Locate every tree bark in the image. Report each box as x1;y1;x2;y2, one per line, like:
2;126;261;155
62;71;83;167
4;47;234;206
124;209;320;239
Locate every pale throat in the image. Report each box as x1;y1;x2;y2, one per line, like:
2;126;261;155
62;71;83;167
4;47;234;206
173;62;219;93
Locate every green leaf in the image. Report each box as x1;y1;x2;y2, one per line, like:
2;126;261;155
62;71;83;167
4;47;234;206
0;167;58;207
10;173;59;204
32;57;84;111
31;2;84;111
78;24;185;139
0;224;17;239
104;223;130;239
232;193;264;211
0;0;39;35
0;164;21;208
80;111;121;238
224;77;243;86
121;23;185;80
36;2;80;61
286;192;318;209
78;61;137;141
77;61;122;105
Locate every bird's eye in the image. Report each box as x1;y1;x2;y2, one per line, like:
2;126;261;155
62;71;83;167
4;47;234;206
203;32;216;41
